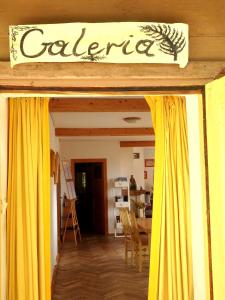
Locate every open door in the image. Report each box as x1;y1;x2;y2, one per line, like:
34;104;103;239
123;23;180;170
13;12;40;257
73;159;107;235
205;76;225;299
74;162;106;234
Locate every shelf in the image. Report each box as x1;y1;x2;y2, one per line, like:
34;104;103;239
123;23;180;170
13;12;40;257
115;234;125;238
114;182;128;188
130;190;146;196
116;222;123;228
113;177;130;237
115;202;129;208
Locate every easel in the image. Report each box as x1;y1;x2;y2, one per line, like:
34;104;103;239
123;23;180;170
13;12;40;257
62;160;81;247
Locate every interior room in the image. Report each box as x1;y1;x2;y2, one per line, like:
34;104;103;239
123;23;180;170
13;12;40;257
51;101;154;232
48;97;156;299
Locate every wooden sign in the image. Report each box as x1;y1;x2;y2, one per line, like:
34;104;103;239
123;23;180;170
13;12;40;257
9;22;188;68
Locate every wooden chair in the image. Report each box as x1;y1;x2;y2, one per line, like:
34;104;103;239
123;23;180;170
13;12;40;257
119;208;134;264
129;211;150;272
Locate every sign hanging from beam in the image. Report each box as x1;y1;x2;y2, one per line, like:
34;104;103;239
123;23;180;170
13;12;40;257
9;22;189;68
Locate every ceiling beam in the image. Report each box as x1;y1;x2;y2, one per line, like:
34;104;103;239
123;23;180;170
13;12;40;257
49;98;150;112
120;141;155;147
55;128;154;136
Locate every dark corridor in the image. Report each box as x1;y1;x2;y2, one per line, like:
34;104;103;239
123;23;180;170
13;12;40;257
74;162;106;234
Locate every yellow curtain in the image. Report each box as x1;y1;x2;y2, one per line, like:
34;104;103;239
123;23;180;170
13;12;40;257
205;76;225;300
145;96;193;300
7;98;51;300
0;99;8;300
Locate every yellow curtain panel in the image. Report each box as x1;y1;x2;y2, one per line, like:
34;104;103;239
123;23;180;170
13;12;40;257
145;96;193;300
7;98;51;300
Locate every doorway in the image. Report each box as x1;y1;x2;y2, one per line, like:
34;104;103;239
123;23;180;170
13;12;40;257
2;90;211;300
72;159;108;235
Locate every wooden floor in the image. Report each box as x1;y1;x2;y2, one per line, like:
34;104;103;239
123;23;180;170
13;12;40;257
53;235;149;300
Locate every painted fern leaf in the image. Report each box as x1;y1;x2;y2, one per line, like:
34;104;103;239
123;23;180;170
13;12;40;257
139;24;186;61
81;54;106;62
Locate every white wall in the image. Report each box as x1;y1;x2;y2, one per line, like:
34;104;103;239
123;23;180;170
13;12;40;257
60;140;156;233
120;147;133;178
49;116;59;276
144;148;155;191
60;139;123;234
0;97;8;300
120;147;155;192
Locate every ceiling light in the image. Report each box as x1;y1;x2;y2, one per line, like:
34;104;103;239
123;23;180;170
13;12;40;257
123;117;141;123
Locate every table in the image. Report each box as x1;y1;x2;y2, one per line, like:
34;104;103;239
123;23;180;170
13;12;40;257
130;189;146;202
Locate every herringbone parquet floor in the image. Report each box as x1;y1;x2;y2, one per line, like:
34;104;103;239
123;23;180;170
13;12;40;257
53;235;149;300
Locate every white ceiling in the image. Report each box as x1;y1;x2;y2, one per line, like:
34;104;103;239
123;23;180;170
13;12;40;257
51;112;152;128
51;111;154;142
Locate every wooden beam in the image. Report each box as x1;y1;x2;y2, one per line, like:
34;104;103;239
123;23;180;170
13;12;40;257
55;128;154;136
120;141;155;147
49;98;150;112
215;67;225;80
0;61;224;90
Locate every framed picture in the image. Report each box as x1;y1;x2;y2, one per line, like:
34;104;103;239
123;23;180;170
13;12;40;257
50;150;60;184
54;152;60;184
133;152;140;159
67;180;76;199
145;158;154;167
144;170;147;179
62;160;73;179
50;149;56;177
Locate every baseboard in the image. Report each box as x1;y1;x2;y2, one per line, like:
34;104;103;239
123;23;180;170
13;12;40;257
51;253;60;298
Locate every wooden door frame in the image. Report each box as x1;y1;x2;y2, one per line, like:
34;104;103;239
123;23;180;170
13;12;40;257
57;165;61;252
71;158;108;235
2;85;212;299
0;61;224;90
202;89;214;299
